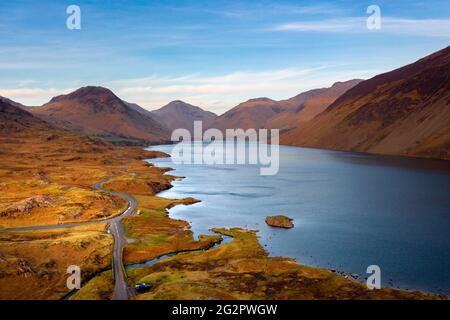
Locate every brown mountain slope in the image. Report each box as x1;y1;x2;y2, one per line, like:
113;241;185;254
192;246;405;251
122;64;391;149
0;98;118;156
281;46;450;159
151;100;217;133
31;86;169;145
207;80;361;132
268;80;362;129
208;97;289;132
0;99;50;134
0;96;29;110
207;98;283;131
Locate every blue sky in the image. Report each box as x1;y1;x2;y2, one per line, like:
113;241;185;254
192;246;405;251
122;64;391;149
0;0;449;113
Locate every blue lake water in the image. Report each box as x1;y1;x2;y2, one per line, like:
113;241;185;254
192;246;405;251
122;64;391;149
147;142;450;295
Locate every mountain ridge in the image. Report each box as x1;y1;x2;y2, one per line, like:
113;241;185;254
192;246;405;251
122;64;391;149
281;46;450;159
207;79;363;131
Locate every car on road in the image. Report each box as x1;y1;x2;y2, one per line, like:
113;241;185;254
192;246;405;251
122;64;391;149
134;282;152;293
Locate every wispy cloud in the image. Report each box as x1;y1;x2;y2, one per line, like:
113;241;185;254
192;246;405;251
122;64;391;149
267;4;344;15
108;66;379;114
1;66;383;111
169;3;342;20
272;17;450;37
0;87;75;106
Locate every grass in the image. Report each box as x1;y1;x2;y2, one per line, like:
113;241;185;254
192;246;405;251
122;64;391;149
122;194;222;265
127;228;445;300
70;270;114;300
0;124;445;300
0;223;113;300
0;126;170;299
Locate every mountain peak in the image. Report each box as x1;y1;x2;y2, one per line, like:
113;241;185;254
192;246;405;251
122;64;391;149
165;100;192;109
48;86;118;104
152;100;217;132
31;87;169;144
246;97;274;103
170;100;187;105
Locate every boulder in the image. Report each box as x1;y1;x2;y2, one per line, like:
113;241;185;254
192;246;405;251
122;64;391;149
265;215;294;229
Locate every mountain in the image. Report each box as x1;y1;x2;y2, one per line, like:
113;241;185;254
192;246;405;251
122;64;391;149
207;98;285;132
0;96;29;110
124;101;156;118
268;80;363;130
31;86;170;145
0;99;48;133
207;80;362;132
281;46;450;159
151;100;217;133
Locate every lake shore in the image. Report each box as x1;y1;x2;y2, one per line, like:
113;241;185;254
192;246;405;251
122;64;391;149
117;149;445;300
0;137;445;300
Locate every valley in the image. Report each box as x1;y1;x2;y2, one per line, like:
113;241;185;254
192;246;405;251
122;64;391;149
0;46;449;300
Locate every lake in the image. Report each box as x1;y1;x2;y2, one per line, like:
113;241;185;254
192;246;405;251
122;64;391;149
147;142;450;295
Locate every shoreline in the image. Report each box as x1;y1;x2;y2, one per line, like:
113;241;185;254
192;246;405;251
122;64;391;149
144;147;447;299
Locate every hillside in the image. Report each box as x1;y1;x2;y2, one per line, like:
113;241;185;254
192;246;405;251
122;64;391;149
208;80;361;132
151;100;217;133
268;80;362;129
281;46;450;159
0;99;48;133
0;96;29;110
207;98;285;132
31;86;170;145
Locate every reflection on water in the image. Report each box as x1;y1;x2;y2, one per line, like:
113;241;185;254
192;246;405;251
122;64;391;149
148;142;450;295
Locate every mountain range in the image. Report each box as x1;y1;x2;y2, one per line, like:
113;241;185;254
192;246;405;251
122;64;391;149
281;46;450;159
1;46;449;159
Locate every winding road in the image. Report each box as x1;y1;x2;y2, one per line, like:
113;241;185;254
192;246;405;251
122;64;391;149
0;177;135;300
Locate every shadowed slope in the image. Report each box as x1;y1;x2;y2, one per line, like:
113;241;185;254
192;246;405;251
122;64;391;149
281;46;450;159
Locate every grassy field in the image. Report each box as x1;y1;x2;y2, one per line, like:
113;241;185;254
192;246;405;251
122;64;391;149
0;122;445;300
0;223;112;300
128;228;445;300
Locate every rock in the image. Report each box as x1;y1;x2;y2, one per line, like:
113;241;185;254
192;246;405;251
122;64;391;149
265;215;294;229
351;273;359;279
0;195;52;217
16;259;35;278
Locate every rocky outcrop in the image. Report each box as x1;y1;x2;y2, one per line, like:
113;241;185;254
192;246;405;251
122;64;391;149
265;215;294;229
0;196;52;217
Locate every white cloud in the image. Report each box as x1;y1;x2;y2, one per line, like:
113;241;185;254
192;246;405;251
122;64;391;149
109;66;379;114
0;87;75;106
0;67;382;113
272;17;450;37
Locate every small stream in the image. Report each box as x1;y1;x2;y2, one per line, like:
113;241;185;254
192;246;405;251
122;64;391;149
126;234;233;269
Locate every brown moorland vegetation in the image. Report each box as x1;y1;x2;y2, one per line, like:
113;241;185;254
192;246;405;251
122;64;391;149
0;223;112;300
31;86;169;145
281;46;450;159
128;228;444;300
0;100;445;300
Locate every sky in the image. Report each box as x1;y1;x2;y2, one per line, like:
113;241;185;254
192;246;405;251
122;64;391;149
0;0;449;114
